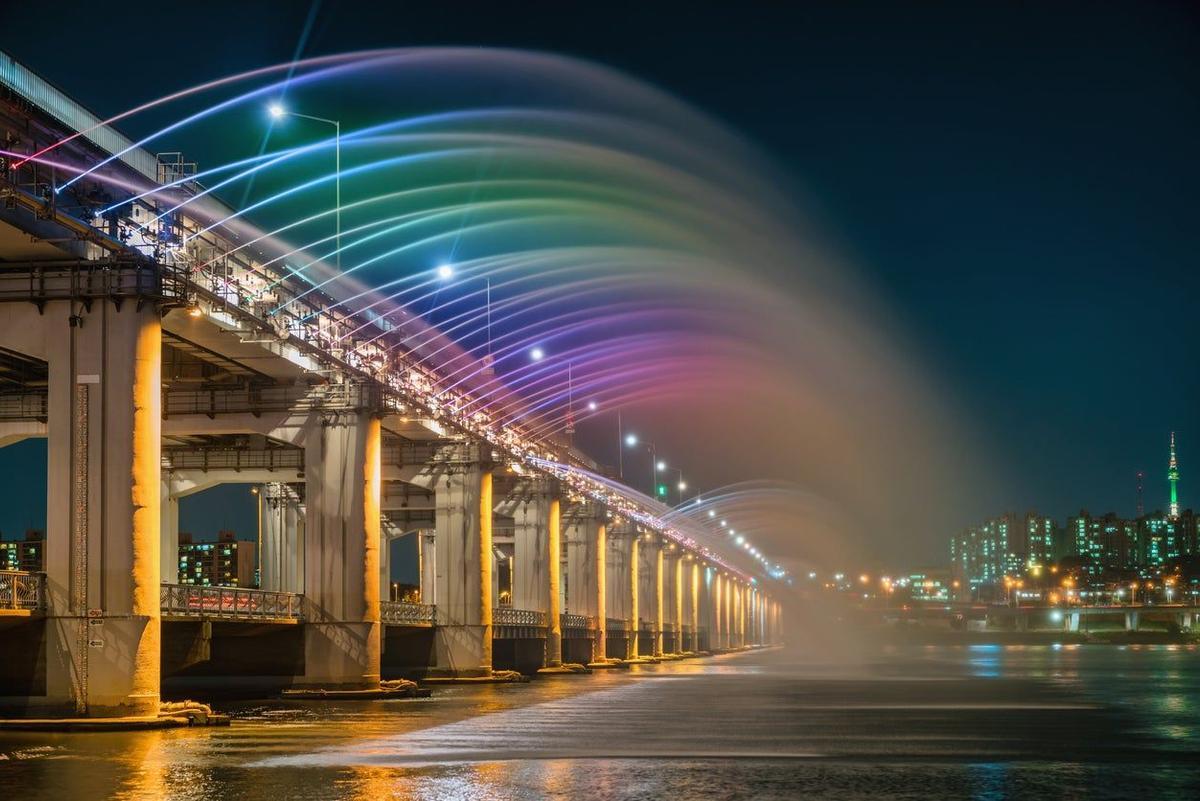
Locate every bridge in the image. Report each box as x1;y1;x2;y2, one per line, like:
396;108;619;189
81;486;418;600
879;601;1200;634
0;53;782;718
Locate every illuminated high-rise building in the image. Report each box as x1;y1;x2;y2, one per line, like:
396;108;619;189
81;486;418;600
1168;431;1180;519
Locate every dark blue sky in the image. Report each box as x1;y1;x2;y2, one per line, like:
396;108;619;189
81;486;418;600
1;1;1196;549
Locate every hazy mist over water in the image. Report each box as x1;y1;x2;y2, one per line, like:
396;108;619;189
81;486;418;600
4;643;1199;800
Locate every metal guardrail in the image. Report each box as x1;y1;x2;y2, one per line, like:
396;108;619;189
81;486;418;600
163;382;377;418
560;613;591;630
162;446;303;472
606;617;629;632
0;570;44;610
0;390;48;422
0;259;186;307
160;584;303;621
493;607;546;627
380;600;437;626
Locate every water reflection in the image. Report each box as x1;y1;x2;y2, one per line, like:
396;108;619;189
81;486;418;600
4;647;1200;800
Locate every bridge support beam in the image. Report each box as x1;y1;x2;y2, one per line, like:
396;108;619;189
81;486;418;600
409;447;494;677
710;571;723;650
605;526;638;659
499;479;562;669
669;549;684;653
688;560;701;652
298;414;382;690
0;303;162;718
639;534;664;658
262;484;305;594
159;476;180;584
565;505;606;663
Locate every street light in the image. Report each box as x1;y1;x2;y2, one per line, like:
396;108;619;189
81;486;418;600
269;102;341;274
624;434;660;497
437;265;494;377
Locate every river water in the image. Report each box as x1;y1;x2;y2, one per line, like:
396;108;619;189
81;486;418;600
2;644;1199;800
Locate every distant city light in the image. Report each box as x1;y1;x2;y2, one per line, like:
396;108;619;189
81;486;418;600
677;481;687;491
268;102;285;119
530;347;545;361
655;460;666;471
624;433;638;447
719;520;727;527
587;400;598;412
735;535;745;545
436;263;454;280
707;510;715;518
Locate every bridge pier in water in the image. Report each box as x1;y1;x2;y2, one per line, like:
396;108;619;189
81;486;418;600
0;302;163;719
564;503;608;665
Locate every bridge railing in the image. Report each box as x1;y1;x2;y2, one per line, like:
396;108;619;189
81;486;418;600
160;584;303;621
606;617;629;632
493;607;546;627
0;570;44;611
380;600;437;626
560;613;592;630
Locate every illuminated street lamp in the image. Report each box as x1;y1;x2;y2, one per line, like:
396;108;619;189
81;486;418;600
268;102;341;274
436;264;494;376
624;434;660;496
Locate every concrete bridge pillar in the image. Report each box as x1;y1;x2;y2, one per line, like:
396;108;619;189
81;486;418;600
729;577;739;647
160;476;180;584
638;534;664;657
262;483;305;593
0;303;163;718
711;571;724;650
748;588;757;645
412;452;494;677
669;548;684;654
611;527;640;659
420;529;437;603
686;559;700;652
299;414;382;690
565;505;606;663
724;575;735;648
1124;611;1140;632
499;479;562;668
604;525;633;657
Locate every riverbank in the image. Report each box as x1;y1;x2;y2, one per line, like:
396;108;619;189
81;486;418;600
875;624;1200;646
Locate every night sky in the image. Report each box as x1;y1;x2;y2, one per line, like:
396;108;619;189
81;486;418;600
0;1;1196;561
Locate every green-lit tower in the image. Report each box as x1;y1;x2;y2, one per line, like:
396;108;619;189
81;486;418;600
1168;431;1180;519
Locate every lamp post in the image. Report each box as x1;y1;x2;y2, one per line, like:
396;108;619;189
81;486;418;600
663;466;688;506
269;103;341;274
435;265;493;376
624;433;663;498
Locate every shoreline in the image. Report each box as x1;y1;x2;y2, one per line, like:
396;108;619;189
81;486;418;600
873;626;1200;646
